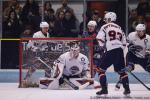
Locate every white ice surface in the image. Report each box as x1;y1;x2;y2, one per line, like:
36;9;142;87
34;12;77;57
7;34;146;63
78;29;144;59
0;83;150;100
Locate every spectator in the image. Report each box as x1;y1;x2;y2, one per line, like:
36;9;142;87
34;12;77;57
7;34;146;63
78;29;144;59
53;11;65;37
44;1;54;17
145;12;150;35
3;10;22;38
128;9;138;33
137;0;150;16
20;25;33;38
29;11;41;32
79;13;89;36
91;10;104;32
3;0;22;22
131;15;146;32
44;9;56;35
63;10;79;37
55;0;74;18
20;0;40;26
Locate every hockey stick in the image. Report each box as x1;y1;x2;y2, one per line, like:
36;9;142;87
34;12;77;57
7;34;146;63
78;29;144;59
36;57;53;70
36;57;55;77
78;82;90;89
63;78;93;90
115;71;150;91
78;79;94;89
129;71;150;91
63;78;79;90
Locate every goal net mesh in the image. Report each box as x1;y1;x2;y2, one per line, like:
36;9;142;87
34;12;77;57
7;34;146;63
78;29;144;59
19;38;93;88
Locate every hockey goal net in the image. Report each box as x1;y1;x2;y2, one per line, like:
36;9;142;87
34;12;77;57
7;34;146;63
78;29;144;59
19;38;93;88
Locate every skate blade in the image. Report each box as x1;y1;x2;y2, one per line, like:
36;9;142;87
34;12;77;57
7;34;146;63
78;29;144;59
124;94;131;98
96;94;108;97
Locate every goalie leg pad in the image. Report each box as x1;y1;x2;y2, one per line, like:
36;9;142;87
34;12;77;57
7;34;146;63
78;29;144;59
39;78;59;89
69;78;100;89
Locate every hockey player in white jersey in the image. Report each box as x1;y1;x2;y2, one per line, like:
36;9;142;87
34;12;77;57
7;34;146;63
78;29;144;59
32;21;50;38
27;22;50;52
39;41;100;90
23;22;51;87
126;24;150;73
96;12;130;96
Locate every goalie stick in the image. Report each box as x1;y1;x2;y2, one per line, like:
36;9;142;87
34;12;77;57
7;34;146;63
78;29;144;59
63;78;79;90
79;81;91;90
63;78;93;90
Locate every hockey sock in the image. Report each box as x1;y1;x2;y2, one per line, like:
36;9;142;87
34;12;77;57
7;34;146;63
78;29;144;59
99;72;107;90
120;72;130;91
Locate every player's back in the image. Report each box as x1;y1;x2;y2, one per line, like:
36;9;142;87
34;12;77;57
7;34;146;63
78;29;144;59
97;22;126;51
102;22;122;41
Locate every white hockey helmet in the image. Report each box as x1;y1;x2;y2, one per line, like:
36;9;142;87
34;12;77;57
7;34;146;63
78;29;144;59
136;24;146;31
104;12;117;22
87;20;97;27
40;22;49;28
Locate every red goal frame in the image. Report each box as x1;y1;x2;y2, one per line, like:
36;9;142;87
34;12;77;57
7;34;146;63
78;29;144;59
19;37;94;87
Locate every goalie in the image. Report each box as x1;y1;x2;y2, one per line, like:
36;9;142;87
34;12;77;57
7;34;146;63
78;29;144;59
126;23;150;73
39;41;100;90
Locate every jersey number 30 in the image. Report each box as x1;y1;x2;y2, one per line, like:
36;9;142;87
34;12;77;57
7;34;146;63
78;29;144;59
108;30;122;41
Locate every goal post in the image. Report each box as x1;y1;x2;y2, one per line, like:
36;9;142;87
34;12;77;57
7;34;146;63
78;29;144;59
19;38;94;88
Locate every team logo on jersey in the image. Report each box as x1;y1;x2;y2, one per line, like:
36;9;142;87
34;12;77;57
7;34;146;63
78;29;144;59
129;45;143;52
81;57;85;61
69;66;79;75
144;39;148;46
80;57;86;65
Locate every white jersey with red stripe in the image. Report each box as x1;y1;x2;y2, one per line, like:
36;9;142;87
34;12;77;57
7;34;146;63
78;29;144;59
128;32;150;58
96;22;126;51
57;52;89;77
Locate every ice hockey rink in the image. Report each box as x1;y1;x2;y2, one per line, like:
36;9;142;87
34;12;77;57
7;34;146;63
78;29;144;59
0;65;150;100
0;83;150;100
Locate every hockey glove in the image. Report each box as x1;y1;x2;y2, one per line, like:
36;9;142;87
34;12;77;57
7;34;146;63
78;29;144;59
145;64;150;73
125;64;134;72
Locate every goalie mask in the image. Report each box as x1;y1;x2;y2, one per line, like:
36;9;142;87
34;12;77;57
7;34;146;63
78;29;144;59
104;12;117;23
69;41;80;58
136;24;146;38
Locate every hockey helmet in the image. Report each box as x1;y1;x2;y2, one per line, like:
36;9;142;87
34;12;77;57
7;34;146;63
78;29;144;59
40;22;49;28
104;12;117;22
88;20;97;27
136;24;146;31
